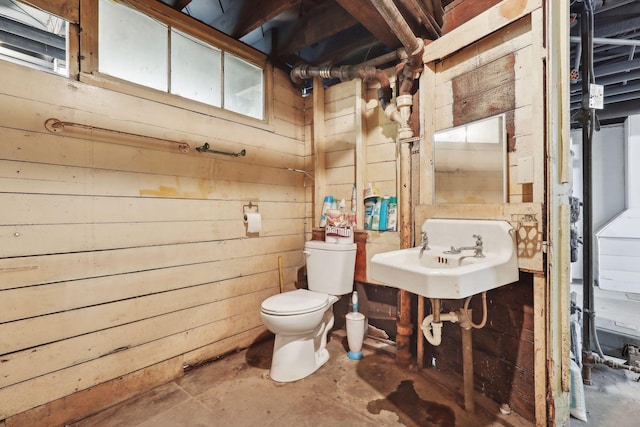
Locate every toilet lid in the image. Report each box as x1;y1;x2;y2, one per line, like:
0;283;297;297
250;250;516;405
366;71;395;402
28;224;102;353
261;289;330;315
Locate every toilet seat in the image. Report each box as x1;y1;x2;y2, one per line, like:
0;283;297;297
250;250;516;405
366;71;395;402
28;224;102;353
261;289;329;316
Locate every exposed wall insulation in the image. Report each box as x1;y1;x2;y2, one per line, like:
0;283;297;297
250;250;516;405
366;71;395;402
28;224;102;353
0;59;306;424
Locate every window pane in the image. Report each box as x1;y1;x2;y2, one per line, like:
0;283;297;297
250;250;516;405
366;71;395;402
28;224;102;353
0;1;67;75
98;0;167;91
171;29;221;107
224;54;263;120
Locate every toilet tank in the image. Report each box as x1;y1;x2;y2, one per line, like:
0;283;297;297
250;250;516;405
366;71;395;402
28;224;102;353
304;240;357;295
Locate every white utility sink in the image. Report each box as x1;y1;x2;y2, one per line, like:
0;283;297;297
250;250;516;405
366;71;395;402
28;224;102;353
370;219;519;299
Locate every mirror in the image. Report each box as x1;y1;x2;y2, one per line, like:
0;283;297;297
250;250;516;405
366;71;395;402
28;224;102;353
433;114;507;204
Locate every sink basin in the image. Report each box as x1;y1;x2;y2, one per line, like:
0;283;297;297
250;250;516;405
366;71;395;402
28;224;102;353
370;219;518;299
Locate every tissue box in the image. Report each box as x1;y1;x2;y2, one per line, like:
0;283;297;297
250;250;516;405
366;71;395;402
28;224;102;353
325;226;354;244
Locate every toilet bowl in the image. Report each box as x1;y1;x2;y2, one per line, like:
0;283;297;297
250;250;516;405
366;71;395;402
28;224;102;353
260;241;357;382
261;289;338;382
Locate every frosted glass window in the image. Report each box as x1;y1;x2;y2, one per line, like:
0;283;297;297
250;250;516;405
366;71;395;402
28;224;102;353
99;0;168;91
171;29;221;107
224;54;264;120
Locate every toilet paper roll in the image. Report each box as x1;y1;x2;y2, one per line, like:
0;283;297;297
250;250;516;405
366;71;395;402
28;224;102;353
244;212;262;233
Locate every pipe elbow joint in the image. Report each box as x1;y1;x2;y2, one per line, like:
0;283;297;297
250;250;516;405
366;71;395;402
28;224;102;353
378;86;393;110
290;65;309;85
421;315;443;346
384;103;401;123
421;312;459;346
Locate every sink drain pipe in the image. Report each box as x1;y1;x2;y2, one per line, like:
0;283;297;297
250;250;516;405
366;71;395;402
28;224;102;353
421;293;489;412
421;293;488;346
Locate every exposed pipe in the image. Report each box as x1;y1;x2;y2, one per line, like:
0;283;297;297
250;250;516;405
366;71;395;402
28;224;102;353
587;57;640;78
593;353;640;373
421;312;458;346
420;305;480;413
461;323;475;413
290;64;393;109
397;140;414;367
369;0;424;370
359;48;408;68
290;63;415;136
592;99;640;120
579;0;597;385
401;0;442;38
571;80;640;104
461;292;488;329
430;298;441;323
571;68;640;94
570;36;640;48
370;0;423;57
290;64;388;87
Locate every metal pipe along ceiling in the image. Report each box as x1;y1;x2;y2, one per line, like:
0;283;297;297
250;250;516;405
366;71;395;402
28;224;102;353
369;0;423;56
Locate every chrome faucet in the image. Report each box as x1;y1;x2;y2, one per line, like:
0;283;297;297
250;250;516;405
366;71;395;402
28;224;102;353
419;231;430;255
444;234;485;258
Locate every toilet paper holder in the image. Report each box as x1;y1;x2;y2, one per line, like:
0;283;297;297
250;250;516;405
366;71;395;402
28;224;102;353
243;201;259;218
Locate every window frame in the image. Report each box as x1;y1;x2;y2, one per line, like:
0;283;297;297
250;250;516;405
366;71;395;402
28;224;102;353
78;0;271;126
0;1;73;76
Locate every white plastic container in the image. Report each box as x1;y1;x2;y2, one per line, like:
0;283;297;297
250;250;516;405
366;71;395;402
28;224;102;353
346;311;366;360
319;195;333;227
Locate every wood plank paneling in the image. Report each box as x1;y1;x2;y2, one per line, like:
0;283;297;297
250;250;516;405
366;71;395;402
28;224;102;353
0;252;300;324
0;47;306;422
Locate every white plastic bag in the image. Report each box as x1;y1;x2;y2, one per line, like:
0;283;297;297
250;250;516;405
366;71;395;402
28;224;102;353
570;357;588;422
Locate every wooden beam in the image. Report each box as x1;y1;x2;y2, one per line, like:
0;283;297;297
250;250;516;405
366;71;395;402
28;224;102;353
227;0;302;39
79;0;98;73
424;0;542;63
279;2;358;56
432;0;444;26
172;0;192;11
313;35;379;66
335;0;401;49
443;0;502;33
533;271;547;427
397;0;441;38
22;0;79;23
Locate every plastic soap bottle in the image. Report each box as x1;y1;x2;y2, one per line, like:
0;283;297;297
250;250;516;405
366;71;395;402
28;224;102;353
379;196;390;231
364;198;376;230
371;198;382;231
319;195;333;227
387;196;397;231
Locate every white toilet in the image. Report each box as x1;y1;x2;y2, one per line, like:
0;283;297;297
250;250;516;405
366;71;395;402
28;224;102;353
260;240;357;382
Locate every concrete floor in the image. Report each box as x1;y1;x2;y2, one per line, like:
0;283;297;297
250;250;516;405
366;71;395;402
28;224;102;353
570;362;640;426
71;331;531;427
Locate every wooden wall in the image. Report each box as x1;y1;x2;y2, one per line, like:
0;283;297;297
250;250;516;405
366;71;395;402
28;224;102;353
306;74;404;285
0;54;306;425
416;2;546;422
304;77;398;220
